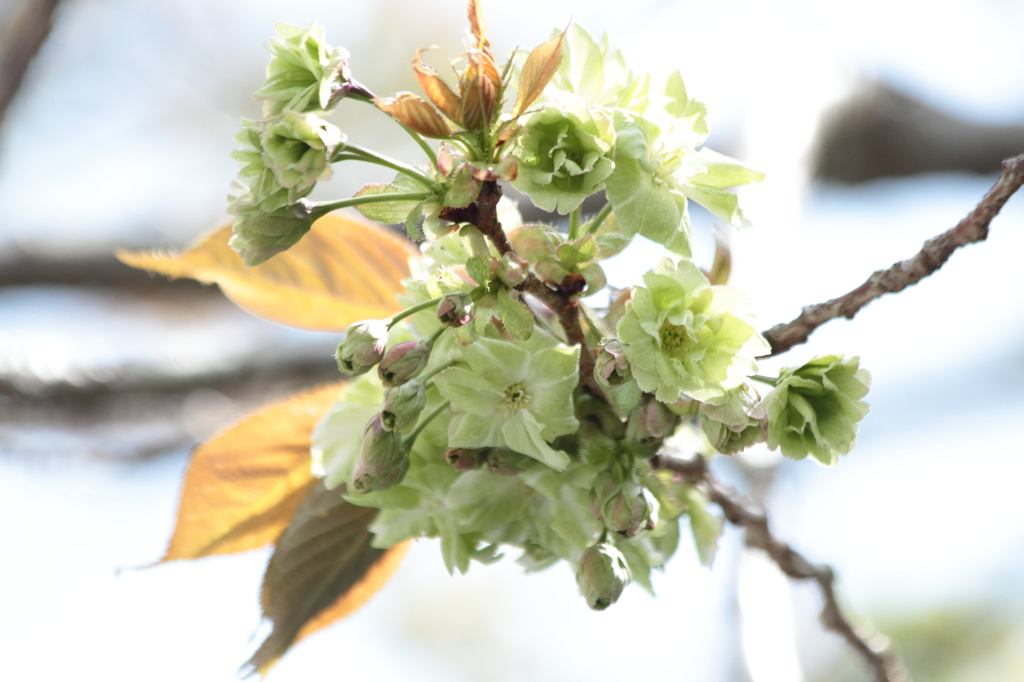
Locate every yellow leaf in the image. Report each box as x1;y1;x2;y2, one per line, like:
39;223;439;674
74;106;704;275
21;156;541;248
117;213;416;332
161;382;346;561
512;31;565;117
294;540;411;643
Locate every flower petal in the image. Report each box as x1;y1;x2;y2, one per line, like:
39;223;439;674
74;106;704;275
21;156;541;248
502;411;570;470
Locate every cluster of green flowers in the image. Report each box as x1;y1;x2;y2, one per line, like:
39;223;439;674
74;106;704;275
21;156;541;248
233;12;872;610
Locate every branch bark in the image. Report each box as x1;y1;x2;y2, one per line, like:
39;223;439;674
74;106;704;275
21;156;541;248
764;153;1024;356
0;0;62;131
652;454;911;682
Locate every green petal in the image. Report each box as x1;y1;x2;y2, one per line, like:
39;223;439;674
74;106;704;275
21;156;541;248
462;337;530;388
448;411;506;449
433;367;502;415
502;411;571;470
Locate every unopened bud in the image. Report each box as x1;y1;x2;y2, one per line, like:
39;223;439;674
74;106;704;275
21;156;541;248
381;381;426;434
594;340;631;388
484;447;532;476
577;543;630;611
351;414;409;492
436;292;473;327
600;481;659;538
335;319;388;376
626;396;679;453
445;447;485;471
378;341;430;387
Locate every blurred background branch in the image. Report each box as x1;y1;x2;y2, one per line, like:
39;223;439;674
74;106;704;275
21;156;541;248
0;0;62;132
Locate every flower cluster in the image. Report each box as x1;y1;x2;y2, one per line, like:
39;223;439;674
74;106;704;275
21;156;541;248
228;22;371;266
232;2;871;612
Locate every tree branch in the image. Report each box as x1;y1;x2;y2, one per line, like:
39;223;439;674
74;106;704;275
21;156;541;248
652;454;911;682
0;0;62;131
764;153;1024;356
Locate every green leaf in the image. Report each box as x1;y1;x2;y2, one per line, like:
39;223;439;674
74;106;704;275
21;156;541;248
679;485;722;567
353;183;424;224
496;287;534;340
444;164;482;208
466;256;492;287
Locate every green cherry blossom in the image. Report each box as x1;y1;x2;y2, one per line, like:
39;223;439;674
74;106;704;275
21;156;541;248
617;258;769;404
764;355;871;466
511;95;615;214
433;334;580;470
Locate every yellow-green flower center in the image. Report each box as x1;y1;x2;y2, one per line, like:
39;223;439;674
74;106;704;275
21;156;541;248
660;320;697;356
499;382;533;416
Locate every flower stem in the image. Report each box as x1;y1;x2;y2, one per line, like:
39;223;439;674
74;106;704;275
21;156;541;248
387;297;443;329
404;400;449;448
401;126;439;169
308;192;431;219
418;360;456;386
339;143;435;189
751;374;778;387
584;202;613;235
567;207;581;241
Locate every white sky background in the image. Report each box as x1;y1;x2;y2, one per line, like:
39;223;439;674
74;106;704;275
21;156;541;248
1;1;1024;681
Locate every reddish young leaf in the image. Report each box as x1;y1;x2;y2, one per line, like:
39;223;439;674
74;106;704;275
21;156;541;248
512;31;565;117
413;49;463;125
374;93;452;138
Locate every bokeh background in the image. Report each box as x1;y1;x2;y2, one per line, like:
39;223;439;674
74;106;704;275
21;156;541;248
2;0;1024;680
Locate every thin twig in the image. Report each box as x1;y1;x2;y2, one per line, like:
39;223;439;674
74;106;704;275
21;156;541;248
764;153;1024;356
652;454;911;682
0;0;63;131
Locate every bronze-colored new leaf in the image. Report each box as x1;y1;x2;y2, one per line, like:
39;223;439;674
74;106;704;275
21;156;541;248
244;480;411;676
460;49;501;130
374;93;452;139
413;49;463;125
161;382;346;562
117;213;416;332
512;31;564;117
467;0;492;57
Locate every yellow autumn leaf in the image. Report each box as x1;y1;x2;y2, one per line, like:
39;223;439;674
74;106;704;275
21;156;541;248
162;382;346;561
117;212;417;332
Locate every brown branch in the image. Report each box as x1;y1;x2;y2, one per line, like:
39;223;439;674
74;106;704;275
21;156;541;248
652;454;911;682
461;181;605;397
764;153;1024;356
0;0;63;131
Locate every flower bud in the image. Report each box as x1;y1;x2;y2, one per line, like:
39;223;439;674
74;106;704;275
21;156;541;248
335;319;388;376
445;447;485;472
436;292;473;328
594;339;631;388
484;447;532;476
576;543;630;611
380;381;426;434
378;341;431;387
626;396;679;455
351;414;409;492
600;481;659;538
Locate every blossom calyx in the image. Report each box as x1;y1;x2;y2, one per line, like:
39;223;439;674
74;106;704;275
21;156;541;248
351;414;410;492
335;320;388;377
577;543;630;610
